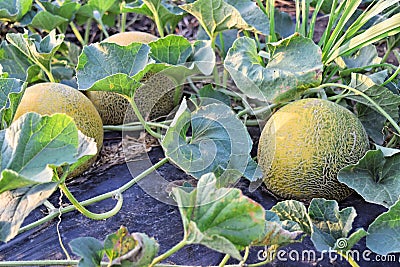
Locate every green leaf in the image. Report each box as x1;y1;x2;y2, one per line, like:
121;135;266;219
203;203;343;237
180;0;267;39
0;113;97;194
149;35;192;65
253;210;304;248
76;42;150;95
0;40;33;80
0;0;32;21
172;173;265;260
70;237;105;267
41;1;81;21
0;182;57;242
6;30;64;79
367;198;400;255
224;34;323;103
338;149;400;208
87;0;115;16
355;103;385;145
274;8;295;38
346;73;400;135
77;38;215;97
309;198;358;251
29;11;68;32
198;84;231;106
227;0;269;35
104;226;135;262
337;45;381;70
0;78;25;129
109;232;159;266
270;200;312;236
123;0;184;34
162;99;262;186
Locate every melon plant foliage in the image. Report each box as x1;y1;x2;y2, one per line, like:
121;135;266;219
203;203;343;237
0;0;400;266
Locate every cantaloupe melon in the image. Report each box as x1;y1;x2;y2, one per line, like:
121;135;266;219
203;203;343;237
85;31;180;125
13;82;104;178
257;98;369;201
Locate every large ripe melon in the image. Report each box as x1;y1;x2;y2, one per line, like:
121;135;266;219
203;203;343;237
85;31;180;125
14;82;104;178
257;98;369;201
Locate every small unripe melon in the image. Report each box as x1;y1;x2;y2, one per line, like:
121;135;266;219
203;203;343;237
85;31;181;125
14;82;104;178
257;98;369;201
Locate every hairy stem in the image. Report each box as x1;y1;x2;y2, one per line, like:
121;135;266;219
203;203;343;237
18;159;168;234
150;239;188;266
129;98;163;139
336;250;360;267
218;254;230;267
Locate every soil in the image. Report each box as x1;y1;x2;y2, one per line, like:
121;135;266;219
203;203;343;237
0;131;399;266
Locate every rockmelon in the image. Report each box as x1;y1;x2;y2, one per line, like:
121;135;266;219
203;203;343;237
85;31;180;125
13;82;104;178
257;98;369;201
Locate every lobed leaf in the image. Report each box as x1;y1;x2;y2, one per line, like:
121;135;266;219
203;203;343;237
308;198;359;252
253;210;304;248
180;0;268;39
5;30;64;82
76;36;214;97
110;232;159;267
0;40;34;81
76;42;150;95
149;35;192;65
338;149;400;208
367;198;400;255
162;99;262;186
172;173;265;260
0;0;32;21
0;113;97;242
270;200;312;236
224;34;323;103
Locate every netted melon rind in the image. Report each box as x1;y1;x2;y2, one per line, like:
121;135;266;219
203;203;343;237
257;98;369;201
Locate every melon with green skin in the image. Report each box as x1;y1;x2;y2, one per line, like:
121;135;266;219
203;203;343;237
85;31;181;125
257;98;369;201
13;82;104;178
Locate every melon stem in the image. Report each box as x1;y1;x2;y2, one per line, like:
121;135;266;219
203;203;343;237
129;98;163;139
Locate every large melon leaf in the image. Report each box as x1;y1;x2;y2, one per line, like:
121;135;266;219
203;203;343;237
162;99;262;186
224;34;323;103
180;0;269;40
338;148;400;208
309;199;365;252
172;173;265;260
76;36;215;97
